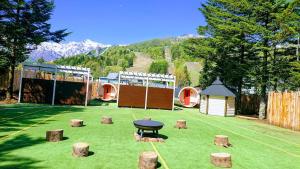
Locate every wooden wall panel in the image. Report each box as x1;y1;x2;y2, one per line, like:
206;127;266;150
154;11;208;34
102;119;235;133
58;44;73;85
118;85;174;110
227;97;235;116
21;78;89;105
147;87;173;110
118;85;146;108
55;81;87;105
21;78;53;104
241;94;260;115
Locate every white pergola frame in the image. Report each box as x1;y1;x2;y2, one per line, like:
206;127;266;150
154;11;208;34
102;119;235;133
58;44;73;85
117;71;176;111
18;63;92;106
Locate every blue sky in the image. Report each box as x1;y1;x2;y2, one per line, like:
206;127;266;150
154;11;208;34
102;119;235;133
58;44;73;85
50;0;206;45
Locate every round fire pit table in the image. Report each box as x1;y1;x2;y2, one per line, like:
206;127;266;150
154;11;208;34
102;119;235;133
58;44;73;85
133;120;164;138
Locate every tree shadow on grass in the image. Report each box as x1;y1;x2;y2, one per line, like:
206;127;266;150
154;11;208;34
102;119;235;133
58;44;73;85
0;105;85;168
0;134;45;169
88;99;116;107
0;106;84;136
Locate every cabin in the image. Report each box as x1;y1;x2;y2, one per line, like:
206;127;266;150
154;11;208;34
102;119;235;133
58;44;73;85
199;77;236;116
178;87;199;107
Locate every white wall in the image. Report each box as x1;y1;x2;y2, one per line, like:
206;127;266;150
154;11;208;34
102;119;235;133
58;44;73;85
208;96;225;116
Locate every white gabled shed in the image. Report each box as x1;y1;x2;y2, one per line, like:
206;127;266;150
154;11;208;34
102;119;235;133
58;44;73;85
199;77;236;116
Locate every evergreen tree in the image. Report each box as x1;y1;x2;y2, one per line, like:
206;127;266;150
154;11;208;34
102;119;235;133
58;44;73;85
174;60;191;87
198;0;256;114
195;0;300;116
148;60;168;74
0;0;69;99
37;57;45;64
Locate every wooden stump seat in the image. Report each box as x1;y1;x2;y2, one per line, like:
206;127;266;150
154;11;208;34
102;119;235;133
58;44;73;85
72;142;89;157
211;153;232;168
134;133;165;143
70;119;84;127
139;151;158;169
101;116;113;124
175;120;187;129
46;129;63;142
214;135;231;147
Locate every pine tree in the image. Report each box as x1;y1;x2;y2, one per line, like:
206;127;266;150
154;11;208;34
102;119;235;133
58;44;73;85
0;0;69;99
198;0;256;114
195;0;300;117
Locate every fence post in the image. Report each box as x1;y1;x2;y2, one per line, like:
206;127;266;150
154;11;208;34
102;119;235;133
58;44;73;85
144;76;149;110
85;70;90;107
51;68;57;106
172;76;176;111
18;67;24;103
117;72;121;107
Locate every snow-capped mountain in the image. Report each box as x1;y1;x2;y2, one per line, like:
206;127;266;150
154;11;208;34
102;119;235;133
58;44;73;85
30;39;111;61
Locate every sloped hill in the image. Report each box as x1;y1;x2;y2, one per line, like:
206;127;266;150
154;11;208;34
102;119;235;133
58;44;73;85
185;62;203;86
126;52;153;73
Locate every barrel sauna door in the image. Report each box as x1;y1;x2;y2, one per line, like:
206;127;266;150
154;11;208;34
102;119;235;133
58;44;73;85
184;89;190;105
103;85;111;99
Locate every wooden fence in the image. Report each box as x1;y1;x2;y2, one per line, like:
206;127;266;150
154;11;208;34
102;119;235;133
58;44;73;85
241;94;260;115
267;91;300;131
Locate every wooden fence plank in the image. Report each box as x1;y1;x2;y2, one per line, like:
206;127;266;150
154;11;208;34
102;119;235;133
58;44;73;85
267;91;300;131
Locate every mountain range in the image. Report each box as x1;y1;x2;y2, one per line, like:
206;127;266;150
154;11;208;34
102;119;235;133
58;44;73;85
29;39;111;61
29;34;202;62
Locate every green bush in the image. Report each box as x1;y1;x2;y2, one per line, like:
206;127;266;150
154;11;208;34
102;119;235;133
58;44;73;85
148;60;168;74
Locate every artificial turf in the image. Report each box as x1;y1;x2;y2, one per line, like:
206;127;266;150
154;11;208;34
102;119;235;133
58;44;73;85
0;102;300;169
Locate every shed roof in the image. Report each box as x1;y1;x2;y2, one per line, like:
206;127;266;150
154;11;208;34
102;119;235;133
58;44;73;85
200;77;236;97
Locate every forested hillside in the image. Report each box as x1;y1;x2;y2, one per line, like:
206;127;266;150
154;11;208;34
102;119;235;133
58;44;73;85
54;46;135;78
52;37;203;86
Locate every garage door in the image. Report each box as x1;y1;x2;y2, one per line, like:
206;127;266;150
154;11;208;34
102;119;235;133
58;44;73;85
208;96;225;116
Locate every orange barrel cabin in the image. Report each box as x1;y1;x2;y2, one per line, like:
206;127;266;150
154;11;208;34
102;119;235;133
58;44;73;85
178;87;199;107
99;83;117;101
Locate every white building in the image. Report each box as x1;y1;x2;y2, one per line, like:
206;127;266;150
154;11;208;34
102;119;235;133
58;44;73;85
199;77;236;116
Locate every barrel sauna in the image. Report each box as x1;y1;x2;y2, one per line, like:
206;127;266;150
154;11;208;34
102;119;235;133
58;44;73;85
99;83;118;101
178;87;199;108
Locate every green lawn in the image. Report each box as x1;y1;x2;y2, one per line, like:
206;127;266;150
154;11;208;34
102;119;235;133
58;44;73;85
1;102;300;169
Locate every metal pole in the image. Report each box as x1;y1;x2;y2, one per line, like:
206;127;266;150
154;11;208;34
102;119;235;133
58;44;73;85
172;76;176;111
18;67;24;103
85;70;90;107
117;72;121;107
51;68;57;106
144;76;149;110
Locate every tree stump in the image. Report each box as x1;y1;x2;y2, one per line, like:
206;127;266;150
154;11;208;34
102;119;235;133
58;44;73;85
139;151;158;169
175;120;187;129
144;117;151;120
70;119;84;127
72;142;89;157
214;135;231;147
101;116;113;124
46;129;63;142
211;153;232;168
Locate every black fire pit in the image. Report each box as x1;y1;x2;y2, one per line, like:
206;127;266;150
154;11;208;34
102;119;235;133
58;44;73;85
133;120;164;137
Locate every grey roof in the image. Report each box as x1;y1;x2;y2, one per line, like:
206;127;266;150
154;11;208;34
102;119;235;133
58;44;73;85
107;73;119;80
200;77;236;97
